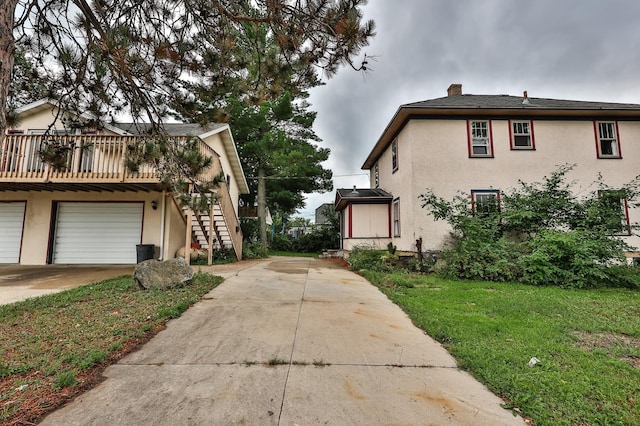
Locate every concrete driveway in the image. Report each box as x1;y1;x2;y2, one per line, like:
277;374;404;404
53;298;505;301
0;264;134;305
41;257;525;425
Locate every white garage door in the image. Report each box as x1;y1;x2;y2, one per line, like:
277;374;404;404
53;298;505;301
53;202;143;264
0;202;25;263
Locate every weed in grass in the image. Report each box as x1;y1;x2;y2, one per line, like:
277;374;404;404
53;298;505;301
266;357;288;366
54;371;77;390
76;349;107;369
108;341;123;352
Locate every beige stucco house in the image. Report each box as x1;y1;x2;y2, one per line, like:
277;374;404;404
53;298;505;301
336;84;640;256
0;99;249;264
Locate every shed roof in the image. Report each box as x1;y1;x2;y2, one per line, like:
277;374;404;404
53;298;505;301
334;188;393;211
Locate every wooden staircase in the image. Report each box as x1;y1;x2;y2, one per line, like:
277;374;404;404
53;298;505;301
191;203;233;252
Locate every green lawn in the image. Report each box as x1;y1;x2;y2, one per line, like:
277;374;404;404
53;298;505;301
364;271;640;425
0;272;222;425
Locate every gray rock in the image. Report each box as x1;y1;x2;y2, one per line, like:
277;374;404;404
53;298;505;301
133;257;194;290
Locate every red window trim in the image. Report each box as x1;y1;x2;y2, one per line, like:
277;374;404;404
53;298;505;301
467;120;494;158
348;204;353;238
471;190;501;213
594;121;623;159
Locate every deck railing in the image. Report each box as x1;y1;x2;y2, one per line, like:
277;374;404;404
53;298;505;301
0;134;225;183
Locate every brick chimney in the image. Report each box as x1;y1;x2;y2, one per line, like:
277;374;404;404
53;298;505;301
447;84;462;96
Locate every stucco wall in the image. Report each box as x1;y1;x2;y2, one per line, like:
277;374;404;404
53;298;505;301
374;118;640;252
0;190;168;264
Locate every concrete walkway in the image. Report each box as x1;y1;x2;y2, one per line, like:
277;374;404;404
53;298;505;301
42;257;525;425
0;265;134;306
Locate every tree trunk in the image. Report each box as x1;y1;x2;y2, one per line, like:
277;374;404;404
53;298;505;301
0;0;17;140
257;166;268;247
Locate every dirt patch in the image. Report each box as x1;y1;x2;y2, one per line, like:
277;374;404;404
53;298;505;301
318;257;350;269
572;331;640;368
266;260;308;274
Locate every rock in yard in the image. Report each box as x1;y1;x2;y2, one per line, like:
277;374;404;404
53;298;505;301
133;257;194;290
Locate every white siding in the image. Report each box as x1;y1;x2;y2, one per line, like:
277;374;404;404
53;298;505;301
0;202;25;263
53;202;143;264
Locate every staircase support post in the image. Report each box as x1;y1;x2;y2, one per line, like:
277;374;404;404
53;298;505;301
208;202;214;266
185;208;192;266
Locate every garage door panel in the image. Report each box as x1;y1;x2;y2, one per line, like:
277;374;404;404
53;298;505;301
53;202;143;264
0;202;25;263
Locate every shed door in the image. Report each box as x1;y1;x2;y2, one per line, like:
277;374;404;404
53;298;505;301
0;202;25;263
52;202;143;264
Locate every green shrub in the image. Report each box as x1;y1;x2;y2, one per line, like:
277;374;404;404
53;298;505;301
270;233;293;251
419;165;640;288
347;246;389;272
54;371;77;389
243;242;269;259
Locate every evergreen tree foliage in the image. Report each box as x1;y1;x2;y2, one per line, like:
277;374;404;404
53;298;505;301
1;0;374;212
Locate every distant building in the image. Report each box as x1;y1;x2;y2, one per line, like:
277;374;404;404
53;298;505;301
315;203;334;227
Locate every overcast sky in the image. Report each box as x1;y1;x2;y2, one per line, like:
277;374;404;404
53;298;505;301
297;0;640;220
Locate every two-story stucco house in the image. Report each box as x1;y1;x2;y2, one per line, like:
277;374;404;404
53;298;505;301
336;84;640;256
0;99;249;264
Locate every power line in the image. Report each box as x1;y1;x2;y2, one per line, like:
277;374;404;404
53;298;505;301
245;173;368;180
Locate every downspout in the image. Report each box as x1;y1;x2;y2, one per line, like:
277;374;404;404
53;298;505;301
157;191;166;260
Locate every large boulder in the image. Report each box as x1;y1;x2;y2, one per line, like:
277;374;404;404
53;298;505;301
133;257;194;290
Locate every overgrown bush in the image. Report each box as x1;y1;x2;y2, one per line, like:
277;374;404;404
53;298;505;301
420;165;640;288
347;246;390;272
240;217;260;242
270;233;293;251
243;242;269;259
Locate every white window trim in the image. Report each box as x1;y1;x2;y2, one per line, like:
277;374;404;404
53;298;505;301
471;190;500;215
595;121;622;159
391;138;398;172
393;198;401;237
468;120;493;157
510;120;534;149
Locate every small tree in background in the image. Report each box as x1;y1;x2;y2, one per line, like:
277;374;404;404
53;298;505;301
420;165;640;288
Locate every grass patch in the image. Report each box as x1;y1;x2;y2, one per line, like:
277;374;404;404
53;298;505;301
364;271;640;425
0;272;222;425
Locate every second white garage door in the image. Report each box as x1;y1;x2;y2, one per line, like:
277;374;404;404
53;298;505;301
52;202;144;264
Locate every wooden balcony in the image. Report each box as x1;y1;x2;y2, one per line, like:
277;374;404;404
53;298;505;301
0;134;220;192
1;133;243;258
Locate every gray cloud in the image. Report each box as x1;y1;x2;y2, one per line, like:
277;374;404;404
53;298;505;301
299;0;640;219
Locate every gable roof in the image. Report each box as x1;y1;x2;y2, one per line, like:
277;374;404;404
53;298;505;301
334;187;393;211
112;122;226;136
362;90;640;170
